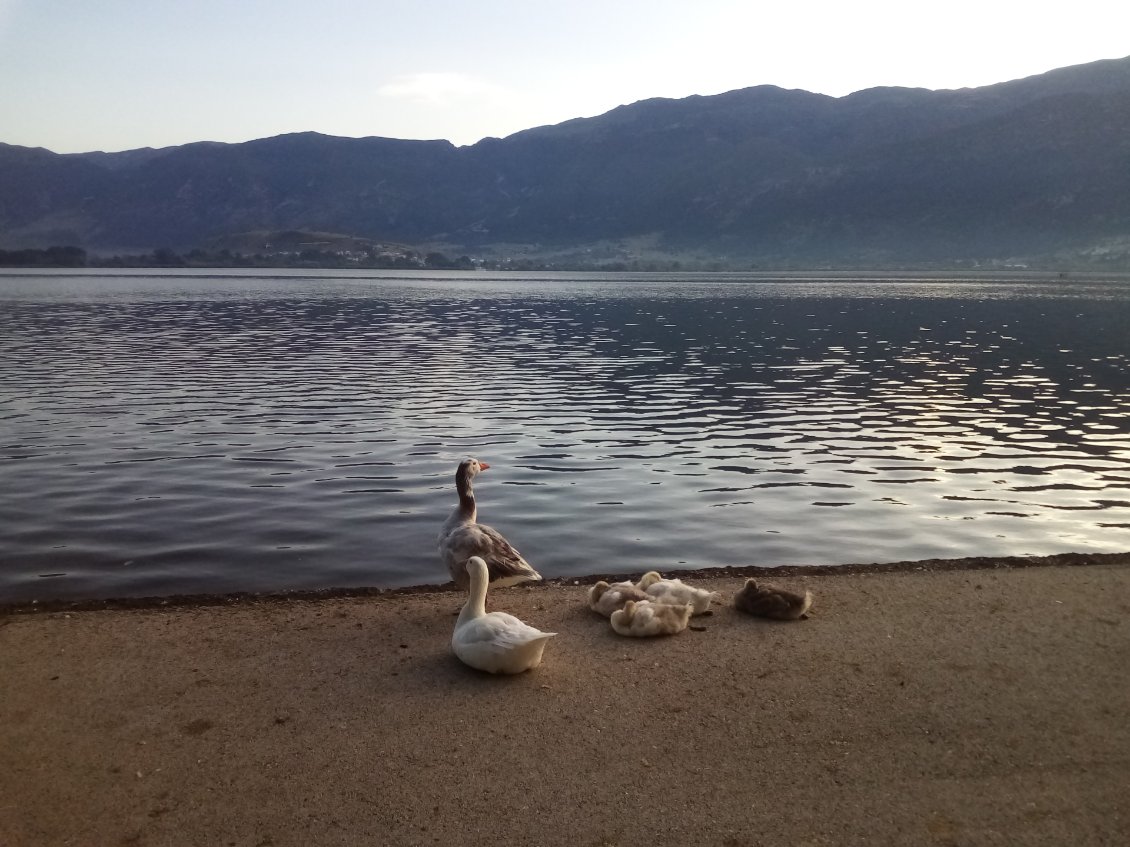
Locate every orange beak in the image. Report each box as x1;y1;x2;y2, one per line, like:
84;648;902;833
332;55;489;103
479;461;491;470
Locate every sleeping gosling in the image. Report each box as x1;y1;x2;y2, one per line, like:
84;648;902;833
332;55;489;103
733;579;813;620
588;580;651;618
635;570;664;591
610;599;693;637
641;576;720;616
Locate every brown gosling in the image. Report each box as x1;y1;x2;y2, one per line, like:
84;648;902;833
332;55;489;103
588;580;651;618
733;579;813;620
610;599;693;637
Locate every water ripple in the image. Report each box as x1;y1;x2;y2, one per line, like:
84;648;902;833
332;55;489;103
2;269;1129;601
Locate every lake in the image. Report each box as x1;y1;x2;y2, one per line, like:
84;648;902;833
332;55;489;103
2;268;1128;603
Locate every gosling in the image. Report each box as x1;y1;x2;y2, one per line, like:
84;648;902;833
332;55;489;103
733;579;813;620
588;580;651;618
610;599;693;637
636;571;719;615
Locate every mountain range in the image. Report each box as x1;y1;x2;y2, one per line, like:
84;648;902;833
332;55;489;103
2;55;1129;268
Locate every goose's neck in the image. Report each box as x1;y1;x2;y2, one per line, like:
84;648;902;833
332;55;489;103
457;564;489;626
455;468;477;521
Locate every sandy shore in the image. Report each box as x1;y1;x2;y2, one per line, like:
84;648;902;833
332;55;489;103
2;554;1128;846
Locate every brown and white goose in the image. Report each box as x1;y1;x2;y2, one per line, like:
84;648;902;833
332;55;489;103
438;458;543;589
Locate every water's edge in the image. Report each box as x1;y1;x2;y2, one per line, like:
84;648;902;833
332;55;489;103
4;550;1126;616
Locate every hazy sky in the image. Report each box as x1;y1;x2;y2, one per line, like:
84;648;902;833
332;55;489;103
1;0;1127;154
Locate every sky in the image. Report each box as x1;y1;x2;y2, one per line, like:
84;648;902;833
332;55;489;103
1;0;1127;154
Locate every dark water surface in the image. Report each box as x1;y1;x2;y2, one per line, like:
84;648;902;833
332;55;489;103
2;269;1128;602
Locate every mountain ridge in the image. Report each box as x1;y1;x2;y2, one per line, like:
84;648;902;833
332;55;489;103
2;55;1129;268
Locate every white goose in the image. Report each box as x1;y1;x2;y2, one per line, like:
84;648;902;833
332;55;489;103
452;556;556;674
439;458;543;589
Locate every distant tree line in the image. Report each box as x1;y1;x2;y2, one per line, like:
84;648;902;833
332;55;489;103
0;245;479;270
2;244;723;272
0;246;87;267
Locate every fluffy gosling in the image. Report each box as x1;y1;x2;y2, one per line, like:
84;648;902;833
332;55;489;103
635;571;719;615
733;579;813;620
610;599;693;637
588;580;651;617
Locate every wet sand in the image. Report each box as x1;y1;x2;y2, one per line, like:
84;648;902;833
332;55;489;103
2;554;1128;846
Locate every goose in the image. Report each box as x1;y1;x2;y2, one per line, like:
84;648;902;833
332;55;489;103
451;556;556;674
610;599;693;637
635;571;720;615
438;458;542;589
733;579;813;620
588;580;651;618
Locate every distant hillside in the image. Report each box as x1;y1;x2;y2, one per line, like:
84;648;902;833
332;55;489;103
2;55;1129;268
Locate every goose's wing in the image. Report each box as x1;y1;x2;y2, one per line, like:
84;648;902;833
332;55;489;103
465;522;541;583
440;525;482;565
463;613;554;645
441;517;541;586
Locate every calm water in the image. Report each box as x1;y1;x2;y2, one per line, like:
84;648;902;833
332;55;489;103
2;269;1129;602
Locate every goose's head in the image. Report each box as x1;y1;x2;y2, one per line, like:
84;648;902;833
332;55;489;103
620;600;638;619
590;581;610;602
464;555;489;579
637;571;663;589
457;457;490;482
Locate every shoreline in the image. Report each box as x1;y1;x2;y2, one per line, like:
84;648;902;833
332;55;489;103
4;549;1128;616
2;557;1127;846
